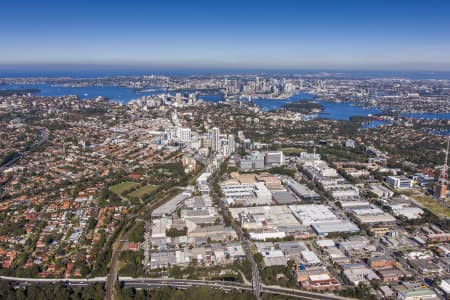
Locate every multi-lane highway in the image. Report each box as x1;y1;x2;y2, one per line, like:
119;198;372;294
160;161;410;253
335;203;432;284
0;275;351;299
0;275;106;286
119;278;351;300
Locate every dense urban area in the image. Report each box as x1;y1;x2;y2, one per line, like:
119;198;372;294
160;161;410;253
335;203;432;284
0;73;450;300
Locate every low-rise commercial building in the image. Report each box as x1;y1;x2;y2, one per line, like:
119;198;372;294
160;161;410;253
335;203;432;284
386;176;413;189
287;181;320;201
341;263;380;286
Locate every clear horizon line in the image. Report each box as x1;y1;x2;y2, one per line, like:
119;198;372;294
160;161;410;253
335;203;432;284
1;62;450;73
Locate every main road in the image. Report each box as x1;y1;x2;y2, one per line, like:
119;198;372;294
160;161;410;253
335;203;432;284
0;275;352;300
119;278;351;300
208;162;263;299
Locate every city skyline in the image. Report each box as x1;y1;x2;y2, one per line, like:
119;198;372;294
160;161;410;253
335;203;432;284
1;2;450;298
1;0;450;71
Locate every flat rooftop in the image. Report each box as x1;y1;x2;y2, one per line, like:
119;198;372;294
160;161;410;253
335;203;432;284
152;191;190;217
312;221;360;235
272;191;297;204
289;204;338;225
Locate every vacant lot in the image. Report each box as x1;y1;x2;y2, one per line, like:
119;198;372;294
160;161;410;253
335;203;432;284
109;182;140;195
127;184;158;199
402;190;450;219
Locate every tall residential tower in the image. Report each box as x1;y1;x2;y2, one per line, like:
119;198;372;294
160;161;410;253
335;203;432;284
211;127;220;153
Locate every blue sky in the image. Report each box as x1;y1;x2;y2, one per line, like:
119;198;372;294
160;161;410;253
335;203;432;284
1;0;450;70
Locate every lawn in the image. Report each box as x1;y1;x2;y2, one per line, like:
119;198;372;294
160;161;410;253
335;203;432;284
281;147;305;156
127;184;158;199
109;181;140;195
402;190;450;219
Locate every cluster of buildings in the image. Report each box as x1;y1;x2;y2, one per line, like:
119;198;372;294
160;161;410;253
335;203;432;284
148;194;242;270
159;118;236;160
256;240;341;291
0;93;229;277
290;204;360;237
220;172;288;206
300;152;361;201
1;73;449;299
219;148;450;298
236;151;285;170
312;235;448;299
129;92;199;109
220;170;361;240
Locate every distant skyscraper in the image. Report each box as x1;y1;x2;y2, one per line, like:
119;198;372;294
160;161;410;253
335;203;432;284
177;127;191;143
228;134;235;153
234;79;239;93
175;93;182;106
222;145;230;157
238;131;245;141
211;127;220;152
189;92;197;103
243;138;251;150
171;111;180;126
435;136;449;200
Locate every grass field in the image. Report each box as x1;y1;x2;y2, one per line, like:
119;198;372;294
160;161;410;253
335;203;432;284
127;184;158;199
109;181;140;195
281;147;305;156
401;190;450;219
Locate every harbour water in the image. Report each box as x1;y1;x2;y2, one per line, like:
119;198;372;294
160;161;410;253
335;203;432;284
202;93;382;121
0;84;163;104
1;83;450;121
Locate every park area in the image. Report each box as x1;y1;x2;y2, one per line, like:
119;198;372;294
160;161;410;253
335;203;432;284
108;182;140;196
127;184;158;199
